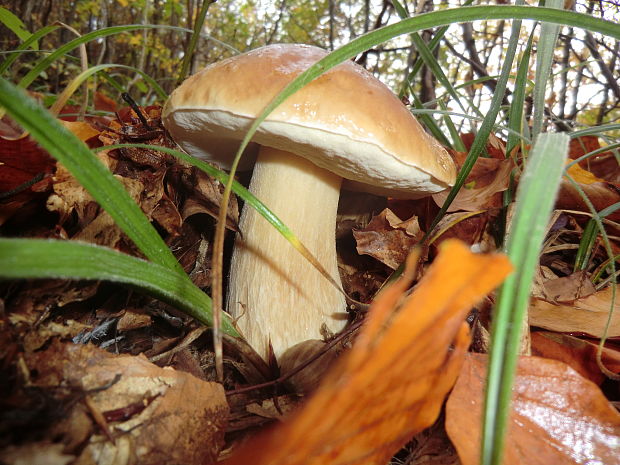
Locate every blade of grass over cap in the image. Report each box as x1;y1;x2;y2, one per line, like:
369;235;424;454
0;78;182;274
482;133;569;465
0;239;239;338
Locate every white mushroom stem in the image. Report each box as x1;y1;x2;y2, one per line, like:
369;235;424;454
227;146;347;361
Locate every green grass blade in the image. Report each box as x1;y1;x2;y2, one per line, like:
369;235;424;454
506;32;534;157
501;13;534;243
51;64;167;110
566;141;620;168
0;7;37;49
571;124;620;138
482;133;569;465
391;0;468;115
409;92;452;147
17;25;161;90
0;24;59;75
0;78;182;274
438;99;466;152
0;238;239;337
177;0;211;84
531;0;563;140
396;0;476;101
16;24;239;91
426;0;526;236
574;218;599;271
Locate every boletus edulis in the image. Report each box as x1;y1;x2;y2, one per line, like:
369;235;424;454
162;44;456;362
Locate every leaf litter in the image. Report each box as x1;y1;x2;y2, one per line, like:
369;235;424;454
1;106;619;465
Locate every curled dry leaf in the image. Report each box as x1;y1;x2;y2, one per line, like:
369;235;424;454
224;240;512;465
22;340;228;465
278;339;345;394
46;147;117;226
178;166;239;231
446;353;620;465
529;285;620;338
432;156;513;212
353;208;423;269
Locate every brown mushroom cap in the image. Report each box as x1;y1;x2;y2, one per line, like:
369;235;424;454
162;44;456;198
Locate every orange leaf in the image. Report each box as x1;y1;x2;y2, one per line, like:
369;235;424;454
446;353;620;465
566;161;606;185
224;240;512;465
60;120;100;143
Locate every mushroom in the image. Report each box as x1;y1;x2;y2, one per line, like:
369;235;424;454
162;44;456;361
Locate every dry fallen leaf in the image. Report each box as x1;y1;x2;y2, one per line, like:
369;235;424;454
224;240;512;465
21;340;228;465
529;285;620;337
353;208;423;269
0;441;75;465
535;270;597;303
0;133;54;193
178;166;239;231
432;149;513;212
446;353;620;465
